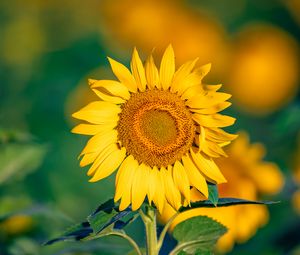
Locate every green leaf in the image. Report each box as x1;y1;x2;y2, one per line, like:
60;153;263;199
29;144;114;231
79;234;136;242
88;209;118;234
0;129;34;143
0;143;47;185
45;199;139;245
207;183;218;206
9;238;40;255
179;197;278;212
44;222;93;245
171;216;227;254
87;199;137;234
0;196;32;218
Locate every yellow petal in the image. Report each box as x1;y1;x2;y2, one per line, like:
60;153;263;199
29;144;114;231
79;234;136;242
158;201;177;225
201;140;227;158
131;48;147;92
119;192;131;211
79;152;98;167
186;92;232;109
119;157;139;211
195;126;224;157
115;155;139;202
87;143;119;176
177;72;202;96
193;113;236;128
171;58;198;93
89;79;130;100
182;155;208;198
173;161;190;203
91;89;125;104
198;126;206;152
205;128;238;142
80;129;118;155
72;101;121;124
176;63;211;96
72;123;116;136
219;141;231;147
190;102;232;114
190;148;227;184
181;85;205;100
107;57;137;93
147;166;158;204
145;54;160;90
204;84;222;92
119;192;132;211
194;63;211;80
119;187;132;210
162;166;182;210
89;147;126;182
160;45;175;90
131;163;149;210
153;170;166;213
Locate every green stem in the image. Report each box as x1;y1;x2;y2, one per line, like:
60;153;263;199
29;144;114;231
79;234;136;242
157;212;179;251
139;206;158;255
84;230;142;255
111;232;143;255
169;240;201;255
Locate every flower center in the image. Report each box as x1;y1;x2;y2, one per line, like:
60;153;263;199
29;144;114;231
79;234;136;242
141;110;177;146
117;90;195;168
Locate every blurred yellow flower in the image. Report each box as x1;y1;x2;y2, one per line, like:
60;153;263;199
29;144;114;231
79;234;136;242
0;215;33;236
159;132;284;252
226;24;299;115
72;46;236;213
292;139;300;215
99;0;229;78
2;15;45;68
292;190;300;215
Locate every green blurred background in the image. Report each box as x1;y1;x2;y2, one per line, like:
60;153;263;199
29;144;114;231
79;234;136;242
1;0;300;254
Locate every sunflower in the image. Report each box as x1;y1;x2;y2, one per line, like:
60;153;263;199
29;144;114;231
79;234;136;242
72;45;236;213
99;0;229;78
227;24;299;115
159;132;284;252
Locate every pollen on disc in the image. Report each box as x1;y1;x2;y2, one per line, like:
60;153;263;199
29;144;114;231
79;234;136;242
141;110;177;146
117;90;195;168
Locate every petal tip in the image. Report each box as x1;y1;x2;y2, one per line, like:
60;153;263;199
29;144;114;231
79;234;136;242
88;177;97;183
88;79;97;86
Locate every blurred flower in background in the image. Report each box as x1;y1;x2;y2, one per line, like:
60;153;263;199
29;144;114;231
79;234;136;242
98;0;300;116
0;215;33;236
226;24;299;115
2;15;45;73
160;132;284;252
0;196;34;238
292;136;300;215
99;0;230;78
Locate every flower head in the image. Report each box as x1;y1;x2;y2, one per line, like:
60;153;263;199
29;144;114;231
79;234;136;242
72;45;236;213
